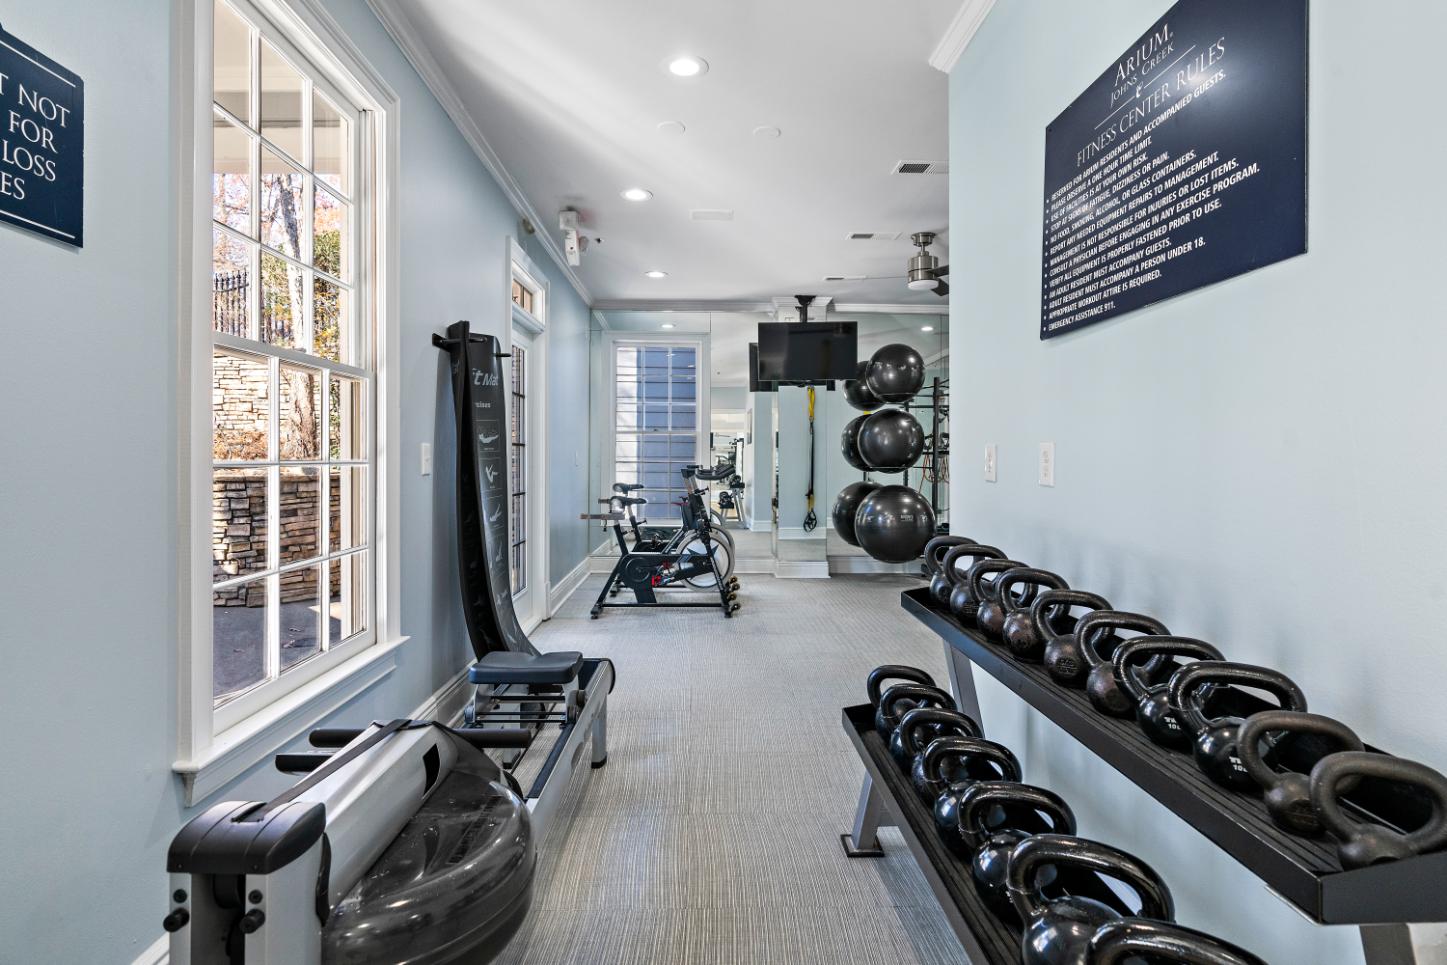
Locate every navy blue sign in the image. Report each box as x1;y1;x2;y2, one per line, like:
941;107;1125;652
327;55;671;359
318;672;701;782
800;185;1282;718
1041;0;1307;338
0;23;84;247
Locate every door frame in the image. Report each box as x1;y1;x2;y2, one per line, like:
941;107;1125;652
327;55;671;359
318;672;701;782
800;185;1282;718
506;239;549;632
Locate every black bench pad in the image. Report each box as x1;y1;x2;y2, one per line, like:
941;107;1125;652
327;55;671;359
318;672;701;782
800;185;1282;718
469;651;584;685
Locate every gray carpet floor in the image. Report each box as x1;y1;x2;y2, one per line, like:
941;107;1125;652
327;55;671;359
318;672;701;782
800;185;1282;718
496;574;966;964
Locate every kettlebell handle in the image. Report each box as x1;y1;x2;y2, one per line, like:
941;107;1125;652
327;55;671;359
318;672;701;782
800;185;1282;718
967;559;1028;605
896;707;981;756
1073;610;1170;669
1112;637;1223;705
995;567;1069;616
1088;918;1267;965
940;544;1005;588
922;735;1021;785
1310;751;1447;857
878;683;955;721
957;781;1075;849
867;665;935;706
1027;589;1111;643
923;536;975;576
1005;833;1175;924
1237;710;1362;793
1167;662;1307;736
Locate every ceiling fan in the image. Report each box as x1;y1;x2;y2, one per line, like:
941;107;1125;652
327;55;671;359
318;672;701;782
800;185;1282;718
906;231;949;297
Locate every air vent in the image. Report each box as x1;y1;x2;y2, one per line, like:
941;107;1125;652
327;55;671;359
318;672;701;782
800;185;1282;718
846;231;901;241
893;160;950;175
690;208;734;221
823;274;866;282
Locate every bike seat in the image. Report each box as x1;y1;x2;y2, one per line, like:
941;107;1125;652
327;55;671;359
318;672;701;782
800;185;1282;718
692;463;735;481
617;497;648;507
612;482;645;493
468;650;583;685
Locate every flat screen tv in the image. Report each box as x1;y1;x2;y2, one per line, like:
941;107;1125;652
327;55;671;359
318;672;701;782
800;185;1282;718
748;342;778;393
756;322;857;384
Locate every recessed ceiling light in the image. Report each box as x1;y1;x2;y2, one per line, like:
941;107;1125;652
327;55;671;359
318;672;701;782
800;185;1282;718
621;187;653;202
752;125;782;139
667;56;708;77
921;325;935;332
661;323;676;329
657;120;686;136
645;270;668;279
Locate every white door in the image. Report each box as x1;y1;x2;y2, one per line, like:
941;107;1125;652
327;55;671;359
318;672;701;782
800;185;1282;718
508;324;545;629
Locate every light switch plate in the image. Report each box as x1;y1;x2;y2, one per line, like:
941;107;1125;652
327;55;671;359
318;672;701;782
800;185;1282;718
420;442;433;476
1039;442;1055;487
984;444;997;483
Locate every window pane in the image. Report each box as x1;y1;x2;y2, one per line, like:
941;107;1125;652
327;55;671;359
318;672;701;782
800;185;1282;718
260;39;304;161
329;552;368;645
214;578;270;701
261;251;304;351
213;466;269;579
212;229;252;338
213;0;250;121
328;466;366;552
279;466;322;565
279;365;321;459
212;112;252;233
313;90;349;194
313;277;350;365
280;564;323;672
260;146;305;260
313;185;347;279
213;351;270;460
328;376;366;460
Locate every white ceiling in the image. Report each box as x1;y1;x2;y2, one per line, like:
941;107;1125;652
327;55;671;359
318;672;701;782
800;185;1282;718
376;0;956;305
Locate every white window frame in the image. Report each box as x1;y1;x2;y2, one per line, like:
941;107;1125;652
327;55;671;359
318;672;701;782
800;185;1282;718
602;332;712;521
174;0;403;806
507;240;548;631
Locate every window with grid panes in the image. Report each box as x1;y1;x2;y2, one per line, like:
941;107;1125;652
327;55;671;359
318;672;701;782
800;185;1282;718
209;0;372;709
613;343;698;520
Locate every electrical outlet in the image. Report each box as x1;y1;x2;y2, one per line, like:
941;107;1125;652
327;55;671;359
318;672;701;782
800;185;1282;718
1039;442;1055;487
984;444;997;483
420;442;433;476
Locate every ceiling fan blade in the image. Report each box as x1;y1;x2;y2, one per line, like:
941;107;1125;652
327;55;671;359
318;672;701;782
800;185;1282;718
933;280;950;298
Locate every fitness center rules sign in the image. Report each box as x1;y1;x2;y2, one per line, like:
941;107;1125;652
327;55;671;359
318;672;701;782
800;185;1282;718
1040;0;1307;338
0;22;83;247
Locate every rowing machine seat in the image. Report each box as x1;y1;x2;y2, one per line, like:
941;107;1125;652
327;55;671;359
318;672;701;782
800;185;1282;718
469;650;584;686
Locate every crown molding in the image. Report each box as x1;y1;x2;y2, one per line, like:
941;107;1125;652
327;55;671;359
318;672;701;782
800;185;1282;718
928;0;997;73
589;299;945;315
364;0;593;305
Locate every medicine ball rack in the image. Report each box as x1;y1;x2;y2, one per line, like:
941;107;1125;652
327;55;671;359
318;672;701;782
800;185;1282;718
839;586;1446;964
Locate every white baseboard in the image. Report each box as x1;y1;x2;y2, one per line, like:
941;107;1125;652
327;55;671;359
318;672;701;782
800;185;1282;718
776;526;825;541
828;555;915;575
774;560;830;579
547;556;590;616
749;517;769;532
587;554;616;574
131;935;168;965
410;665;473;725
734;558;776;574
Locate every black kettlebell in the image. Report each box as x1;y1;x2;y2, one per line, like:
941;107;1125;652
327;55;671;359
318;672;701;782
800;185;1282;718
1168;662;1308;791
1112;637;1225;750
928;738;1022;853
924;536;975;606
1237;710;1363;836
1081;612;1173;716
1005;588;1110;664
1047;609;1167;693
944;544;1007;625
1006;834;1175;965
958;781;1076;919
867;666;935;735
974;563;1045;641
994;568;1070;653
1311;751;1447;869
873;682;954;742
892;706;981;772
1088;918;1268;965
955;557;1027;631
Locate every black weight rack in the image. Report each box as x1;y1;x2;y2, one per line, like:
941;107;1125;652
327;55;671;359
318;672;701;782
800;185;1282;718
839;586;1447;963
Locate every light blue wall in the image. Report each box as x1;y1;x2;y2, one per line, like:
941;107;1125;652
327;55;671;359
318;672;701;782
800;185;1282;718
949;2;1447;960
0;2;591;960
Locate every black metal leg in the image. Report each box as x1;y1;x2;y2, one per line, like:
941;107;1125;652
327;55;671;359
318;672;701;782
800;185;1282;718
841;775;890;857
1359;924;1420;965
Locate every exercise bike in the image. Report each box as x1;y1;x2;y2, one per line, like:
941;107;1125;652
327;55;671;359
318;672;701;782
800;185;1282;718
602;483;736;586
584;467;741;618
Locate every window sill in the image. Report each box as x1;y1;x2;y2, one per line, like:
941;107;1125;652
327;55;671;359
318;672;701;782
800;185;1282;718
173;634;409;806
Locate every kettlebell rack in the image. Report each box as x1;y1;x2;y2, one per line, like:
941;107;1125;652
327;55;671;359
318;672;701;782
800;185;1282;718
842;586;1445;964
